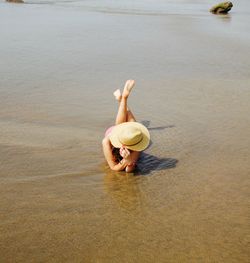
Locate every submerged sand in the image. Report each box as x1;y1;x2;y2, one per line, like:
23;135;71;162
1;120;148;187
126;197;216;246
0;0;250;262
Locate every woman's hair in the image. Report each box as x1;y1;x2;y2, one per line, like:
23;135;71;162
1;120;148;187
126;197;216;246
112;147;123;163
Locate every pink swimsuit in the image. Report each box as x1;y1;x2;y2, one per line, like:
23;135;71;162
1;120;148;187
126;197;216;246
105;126;115;137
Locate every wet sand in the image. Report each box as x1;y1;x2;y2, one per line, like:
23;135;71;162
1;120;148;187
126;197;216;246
0;0;250;262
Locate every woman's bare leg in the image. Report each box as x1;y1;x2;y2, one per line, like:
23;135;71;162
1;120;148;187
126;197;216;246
115;95;128;125
127;109;136;122
113;93;136;122
114;80;135;125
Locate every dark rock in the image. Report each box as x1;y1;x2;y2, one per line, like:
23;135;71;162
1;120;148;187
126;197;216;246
210;1;233;14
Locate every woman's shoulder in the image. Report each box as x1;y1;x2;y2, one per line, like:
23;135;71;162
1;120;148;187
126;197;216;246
102;136;111;146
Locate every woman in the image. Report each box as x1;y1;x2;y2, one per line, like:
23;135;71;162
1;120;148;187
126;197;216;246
102;80;150;172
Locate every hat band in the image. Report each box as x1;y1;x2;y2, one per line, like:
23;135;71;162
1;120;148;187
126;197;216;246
119;136;143;147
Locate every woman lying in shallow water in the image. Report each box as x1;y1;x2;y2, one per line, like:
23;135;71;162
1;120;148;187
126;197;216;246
102;80;150;172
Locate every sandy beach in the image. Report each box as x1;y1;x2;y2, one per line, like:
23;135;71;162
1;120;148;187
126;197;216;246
0;0;250;262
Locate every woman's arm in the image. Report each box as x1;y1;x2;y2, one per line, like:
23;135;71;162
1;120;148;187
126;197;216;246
102;137;128;171
125;150;140;172
120;147;140;173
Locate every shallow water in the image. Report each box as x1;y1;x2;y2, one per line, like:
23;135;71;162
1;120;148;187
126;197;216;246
0;0;250;262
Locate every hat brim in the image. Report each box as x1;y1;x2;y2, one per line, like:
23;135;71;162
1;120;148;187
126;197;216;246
109;122;150;151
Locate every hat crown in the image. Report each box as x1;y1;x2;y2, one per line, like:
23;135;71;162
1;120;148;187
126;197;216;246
118;126;143;146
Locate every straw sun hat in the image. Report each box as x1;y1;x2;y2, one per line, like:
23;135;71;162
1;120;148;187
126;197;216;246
109;122;150;151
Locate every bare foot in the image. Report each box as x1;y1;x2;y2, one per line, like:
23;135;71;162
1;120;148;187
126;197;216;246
122;80;135;98
113;89;122;102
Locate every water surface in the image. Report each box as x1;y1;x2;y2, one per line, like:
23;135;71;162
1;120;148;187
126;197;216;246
0;0;249;262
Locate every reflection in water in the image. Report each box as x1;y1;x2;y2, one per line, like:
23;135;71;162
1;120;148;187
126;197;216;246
215;13;232;23
102;152;178;211
103;167;144;211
